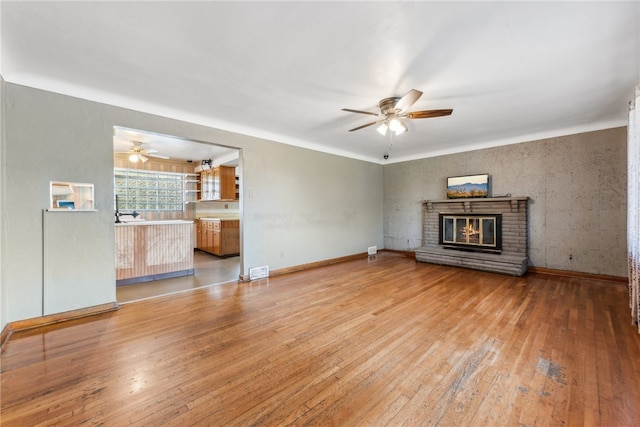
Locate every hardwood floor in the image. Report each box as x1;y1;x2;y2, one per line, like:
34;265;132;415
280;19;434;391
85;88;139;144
2;252;640;426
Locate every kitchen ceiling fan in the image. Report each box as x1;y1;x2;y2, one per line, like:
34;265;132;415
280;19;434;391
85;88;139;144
116;141;170;163
342;89;452;135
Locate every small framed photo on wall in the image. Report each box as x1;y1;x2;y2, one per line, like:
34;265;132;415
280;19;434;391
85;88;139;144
446;174;490;199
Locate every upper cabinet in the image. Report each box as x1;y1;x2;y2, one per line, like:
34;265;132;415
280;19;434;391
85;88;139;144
198;166;237;201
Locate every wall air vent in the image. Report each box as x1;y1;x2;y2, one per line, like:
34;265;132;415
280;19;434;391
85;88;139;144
249;265;269;280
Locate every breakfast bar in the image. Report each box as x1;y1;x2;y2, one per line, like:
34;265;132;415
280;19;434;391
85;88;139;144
115;220;194;285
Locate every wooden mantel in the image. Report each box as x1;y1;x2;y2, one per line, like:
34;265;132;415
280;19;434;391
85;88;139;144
424;196;528;214
416;197;530;276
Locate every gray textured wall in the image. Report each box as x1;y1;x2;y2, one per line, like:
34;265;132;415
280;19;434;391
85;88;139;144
383;127;627;277
1;84;383;325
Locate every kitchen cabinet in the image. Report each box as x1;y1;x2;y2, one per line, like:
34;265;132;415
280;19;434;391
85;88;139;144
202;221;214;253
196;219;215;254
196;218;239;256
196;220;203;250
204;221;214;253
198;166;237;201
212;225;221;255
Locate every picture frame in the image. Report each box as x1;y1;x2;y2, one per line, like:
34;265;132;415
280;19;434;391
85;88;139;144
446;174;490;199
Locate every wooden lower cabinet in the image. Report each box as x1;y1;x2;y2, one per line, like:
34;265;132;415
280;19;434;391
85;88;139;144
196;221;203;250
196;219;239;256
213;229;221;254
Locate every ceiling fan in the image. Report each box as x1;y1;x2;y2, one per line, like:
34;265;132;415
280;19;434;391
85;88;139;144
342;89;452;136
116;141;170;163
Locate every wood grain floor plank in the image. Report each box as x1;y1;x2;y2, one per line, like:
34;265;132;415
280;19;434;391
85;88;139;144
2;253;640;426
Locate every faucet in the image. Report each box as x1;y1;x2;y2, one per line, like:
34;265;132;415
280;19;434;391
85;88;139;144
115;195;121;223
115;195;139;223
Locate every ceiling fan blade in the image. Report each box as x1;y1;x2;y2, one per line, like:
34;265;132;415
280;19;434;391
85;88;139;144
148;153;170;159
341;108;380;116
348;120;381;132
394;89;423;113
403;109;453;119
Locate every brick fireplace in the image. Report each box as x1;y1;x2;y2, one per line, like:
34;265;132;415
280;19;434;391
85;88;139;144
415;197;529;276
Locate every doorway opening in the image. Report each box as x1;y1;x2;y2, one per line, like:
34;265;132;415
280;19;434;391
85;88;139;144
113;126;242;303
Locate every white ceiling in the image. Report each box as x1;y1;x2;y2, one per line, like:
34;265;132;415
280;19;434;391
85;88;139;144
113;126;239;166
1;1;638;164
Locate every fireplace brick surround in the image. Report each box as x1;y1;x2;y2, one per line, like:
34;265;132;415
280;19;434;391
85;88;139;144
415;197;529;276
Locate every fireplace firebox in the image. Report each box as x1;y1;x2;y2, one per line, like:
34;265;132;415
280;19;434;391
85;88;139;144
439;213;502;253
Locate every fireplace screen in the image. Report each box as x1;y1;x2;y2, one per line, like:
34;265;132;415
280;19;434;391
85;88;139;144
439;214;502;253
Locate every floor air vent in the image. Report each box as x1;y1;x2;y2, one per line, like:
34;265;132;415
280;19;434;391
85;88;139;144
249;265;269;280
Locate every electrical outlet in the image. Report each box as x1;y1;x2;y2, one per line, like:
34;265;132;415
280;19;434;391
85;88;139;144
368;246;377;255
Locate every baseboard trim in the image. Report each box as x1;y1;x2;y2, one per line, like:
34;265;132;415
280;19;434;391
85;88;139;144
1;302;119;349
382;249;416;258
272;252;371;277
239;251;373;282
239;249;420;282
0;325;11;350
528;266;627;283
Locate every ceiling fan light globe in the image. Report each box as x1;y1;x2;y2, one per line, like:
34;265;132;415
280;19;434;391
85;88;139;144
140;154;149;163
395;123;408;136
129;153;139;163
377;123;388;136
389;118;408;135
388;118;401;132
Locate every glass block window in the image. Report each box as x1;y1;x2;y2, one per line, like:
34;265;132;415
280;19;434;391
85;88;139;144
114;168;187;212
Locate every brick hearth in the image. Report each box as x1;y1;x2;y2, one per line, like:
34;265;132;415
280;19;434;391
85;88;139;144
415;197;529;276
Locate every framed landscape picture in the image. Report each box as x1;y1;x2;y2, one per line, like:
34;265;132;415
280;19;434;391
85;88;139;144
446;174;490;199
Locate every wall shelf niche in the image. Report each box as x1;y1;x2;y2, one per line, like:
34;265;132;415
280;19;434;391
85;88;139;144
48;181;96;212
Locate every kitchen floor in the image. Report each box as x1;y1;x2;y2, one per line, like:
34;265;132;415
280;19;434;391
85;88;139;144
116;251;240;303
